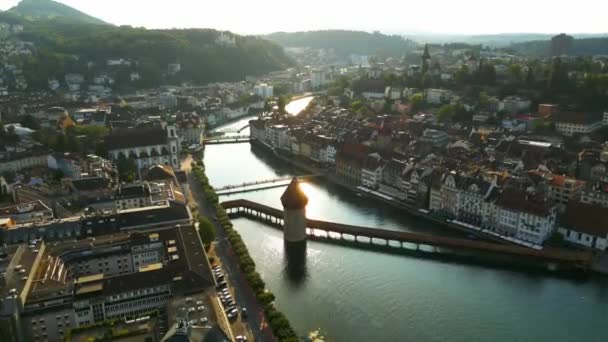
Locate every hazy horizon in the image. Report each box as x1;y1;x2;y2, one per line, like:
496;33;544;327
2;0;608;36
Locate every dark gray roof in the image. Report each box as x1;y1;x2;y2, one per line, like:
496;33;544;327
107;127;168;150
145;165;177;183
72;177;111;192
560;202;608;237
117;201;190;228
116;183;149;199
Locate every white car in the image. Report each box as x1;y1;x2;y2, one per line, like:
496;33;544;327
235;335;248;342
197;305;205;311
199;317;208;324
196;300;204;306
187;307;196;313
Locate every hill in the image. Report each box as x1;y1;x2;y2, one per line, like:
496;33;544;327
9;0;107;25
266;30;416;57
403;33;608;47
9;19;293;90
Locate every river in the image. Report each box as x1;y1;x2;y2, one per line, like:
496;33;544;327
203;97;608;342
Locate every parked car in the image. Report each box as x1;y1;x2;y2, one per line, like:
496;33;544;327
235;336;248;342
241;307;248;319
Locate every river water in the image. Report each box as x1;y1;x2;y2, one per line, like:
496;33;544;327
204;97;608;342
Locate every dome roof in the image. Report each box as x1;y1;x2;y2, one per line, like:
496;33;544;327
280;178;308;210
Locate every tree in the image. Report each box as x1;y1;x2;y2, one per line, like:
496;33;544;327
351;100;364;112
263;98;272;112
477;64;496;85
454;65;470;88
55;133;67;152
525;66;535;87
51;169;64;183
452;105;472;123
548;57;569;92
116;154;137;182
437;104;455;122
277;96;287;114
478;91;490;107
383;99;394;113
257;291;275;306
19;114;40;130
2;125;19;147
198;216;216;246
409;93;424;112
246;271;266;293
507;64;523;84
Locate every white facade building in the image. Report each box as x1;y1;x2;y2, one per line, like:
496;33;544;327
107;123;180;173
361;153;384;189
496;192;557;245
311;69;329;89
554;112;603;136
498;96;531;113
253;83;274;99
425;89;450;105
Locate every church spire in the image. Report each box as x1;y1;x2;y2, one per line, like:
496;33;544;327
422;43;431;60
422;43;431;74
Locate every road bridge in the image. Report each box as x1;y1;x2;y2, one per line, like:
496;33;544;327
221;199;593;270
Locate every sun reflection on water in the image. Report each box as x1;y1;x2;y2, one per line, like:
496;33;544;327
299;182;321;219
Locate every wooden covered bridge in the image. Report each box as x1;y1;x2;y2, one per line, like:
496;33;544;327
221;199;593;269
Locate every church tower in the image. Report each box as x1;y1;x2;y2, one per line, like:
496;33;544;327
421;43;431;74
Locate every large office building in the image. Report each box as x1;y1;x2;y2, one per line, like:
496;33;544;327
0;223;214;342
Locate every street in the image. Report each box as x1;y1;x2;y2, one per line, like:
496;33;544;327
185;160;276;342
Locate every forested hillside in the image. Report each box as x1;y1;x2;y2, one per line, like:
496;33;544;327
0;11;293;90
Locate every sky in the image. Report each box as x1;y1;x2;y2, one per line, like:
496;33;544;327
1;0;607;35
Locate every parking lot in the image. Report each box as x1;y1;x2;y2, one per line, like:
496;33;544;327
166;292;215;334
212;262;253;342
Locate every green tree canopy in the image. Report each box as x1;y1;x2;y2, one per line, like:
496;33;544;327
198;216;216;246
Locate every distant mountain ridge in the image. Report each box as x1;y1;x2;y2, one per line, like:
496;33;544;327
266;30;416;57
9;0;107;25
507;36;608;56
403;32;608;47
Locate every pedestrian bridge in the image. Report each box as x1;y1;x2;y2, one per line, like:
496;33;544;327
216;175;320;195
221;199;593;269
216;125;250;134
204;135;251;145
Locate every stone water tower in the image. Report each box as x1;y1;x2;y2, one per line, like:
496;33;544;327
280;177;308;249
